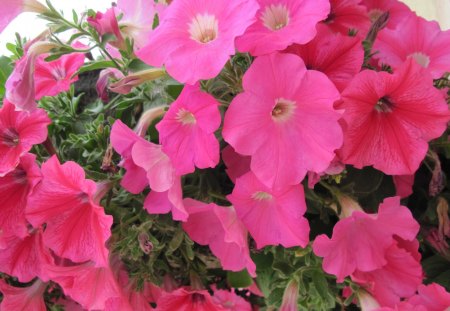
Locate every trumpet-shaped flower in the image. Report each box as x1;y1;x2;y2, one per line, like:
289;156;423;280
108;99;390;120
0;100;50;176
285;24;364;92
374;14;450;79
337;59;450;175
182;199;256;276
235;0;330;56
223;52;342;189
157;84;221;175
212;288;252;311
155;288;226;311
323;0;370;36
227;171;310;248
136;0;259;84
26;156;113;267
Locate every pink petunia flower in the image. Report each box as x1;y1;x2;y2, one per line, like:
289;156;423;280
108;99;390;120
280;280;299;311
96;68;124;102
182;198;256;277
235;0;330;56
361;0;413;29
312;197;420;282
374;14;450;79
0;228;53;283
212;288;252;311
26;156;113;267
0;279;47;311
227;171;310;249
223;52;342;189
0;101;50;176
1;0;47;34
34;51;85;100
155;287;226;311
285;24;364;92
88;8;125;49
407;283;450;311
323;0;371;36
0;153;41;239
393;175;414;198
157;84;221;175
221;145;251;183
337;59;450;175
136;0;259;84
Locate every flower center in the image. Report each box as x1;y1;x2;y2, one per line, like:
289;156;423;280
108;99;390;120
11;168;27;184
408;52;431;68
261;4;290;31
0;128;20;147
176;108;197;125
189;13;219;44
252;191;273;201
374;97;394;113
368;9;384;22
52;65;66;81
272;98;296;122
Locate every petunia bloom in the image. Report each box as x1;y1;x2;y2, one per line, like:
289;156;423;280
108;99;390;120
88;8;125;49
337;59;450;175
221;145;251;183
285;24;364;92
182;198;256;276
0;153;41;238
313;197;420;282
407;283;450;311
374;14;450;79
212;288;252;311
155;287;226;311
1;0;47;34
361;0;413;29
156;84;221;175
323;0;371;36
223;52;342;189
227;171;310;249
96;68;125;102
235;0;330;56
136;0;259;84
26;156;113;267
0;279;47;311
280;280;299;311
34;51;85;100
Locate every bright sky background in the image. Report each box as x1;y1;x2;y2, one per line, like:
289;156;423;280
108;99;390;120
0;0;449;55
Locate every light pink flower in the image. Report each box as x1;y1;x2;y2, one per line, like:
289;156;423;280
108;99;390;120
227;171;310;248
182;198;256;276
0;228;53;283
285;24;364;92
374;14;450;79
155;287;225;311
157;84;221;175
361;0;413;29
26;156;113;267
313;197;419;282
280;280;299;311
337;59;450;175
34;51;85;100
212;288;252;311
323;0;371;36
0;101;50;176
221;145;251;183
136;0;259;84
0;279;47;311
1;0;47;34
223;52;342;189
235;0;330;56
88;8;125;49
407;283;450;311
0;153;41;238
109;68;166;95
96;68;124;102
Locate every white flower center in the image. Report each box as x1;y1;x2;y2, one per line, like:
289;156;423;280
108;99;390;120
188;13;219;44
408;52;431;68
176;108;196;125
272;98;296;122
252;191;273;201
261;4;290;31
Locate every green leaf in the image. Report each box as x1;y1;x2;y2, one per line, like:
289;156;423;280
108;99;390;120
75;60;117;76
227;269;253;288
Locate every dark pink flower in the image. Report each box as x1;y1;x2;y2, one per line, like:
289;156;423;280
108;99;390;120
26;156;113;267
374;14;450;79
182;199;256;276
235;0;330;56
361;0;413;29
0;279;47;311
157;84;221;175
323;0;371;36
221;145;251;183
0;101;50;176
393;175;414;198
337;59;450;175
285;24;364;92
136;0;259;84
34;51;85;100
0;153;41;238
313;197;419;282
223;52;342;189
407;283;450;311
1;0;47;34
228;171;310;248
155;287;225;311
212;288;252;311
88;8;125;49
